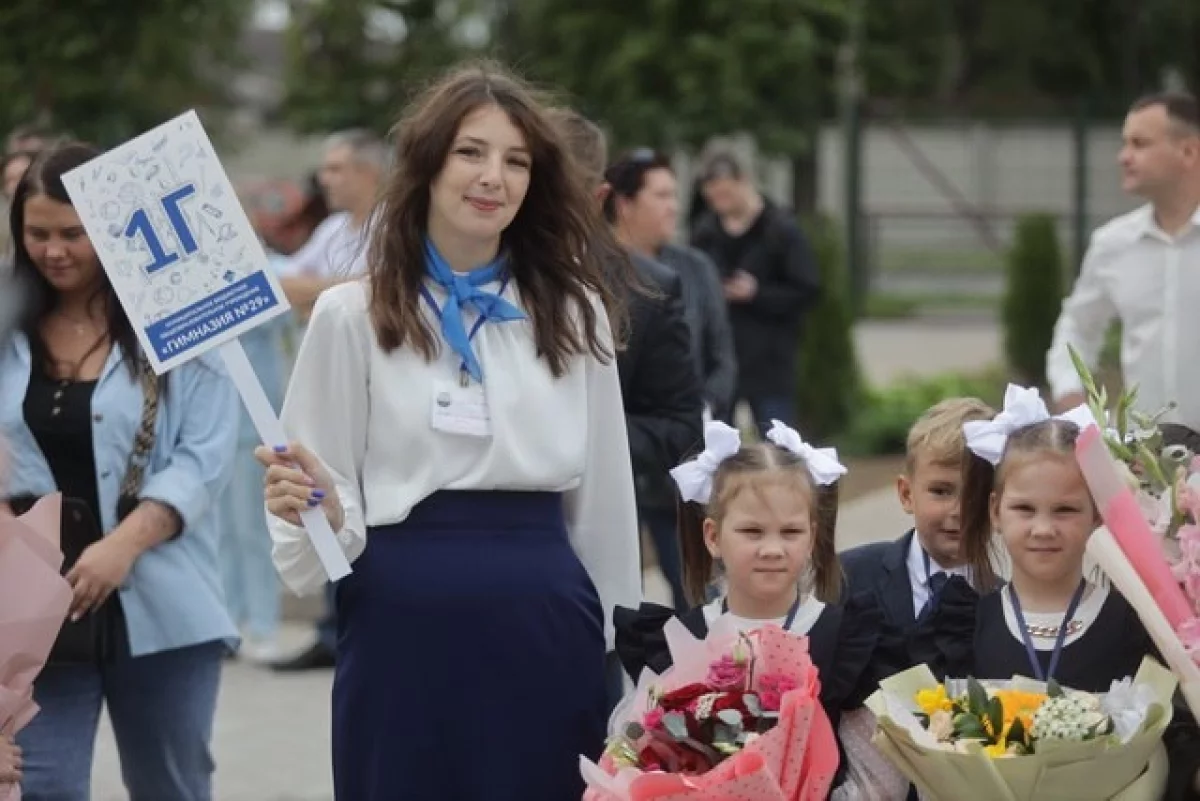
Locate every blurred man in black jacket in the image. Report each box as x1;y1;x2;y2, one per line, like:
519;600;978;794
692;151;820;430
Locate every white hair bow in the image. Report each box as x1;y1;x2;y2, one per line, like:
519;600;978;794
670;421;743;503
963;384;1098;465
765;420;847;486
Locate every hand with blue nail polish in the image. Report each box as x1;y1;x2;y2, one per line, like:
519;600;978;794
255;442;343;530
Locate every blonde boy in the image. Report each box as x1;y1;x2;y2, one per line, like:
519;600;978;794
840;397;995;631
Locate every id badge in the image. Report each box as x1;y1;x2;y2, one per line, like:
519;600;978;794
431;379;492;437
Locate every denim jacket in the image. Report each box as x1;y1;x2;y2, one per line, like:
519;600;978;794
0;334;240;657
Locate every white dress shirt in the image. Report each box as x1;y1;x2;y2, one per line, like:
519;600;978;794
268;280;643;649
907;534;971;619
277;212;370;278
1046;205;1200;429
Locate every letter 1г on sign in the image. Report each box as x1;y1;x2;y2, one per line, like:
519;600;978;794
124;183;199;275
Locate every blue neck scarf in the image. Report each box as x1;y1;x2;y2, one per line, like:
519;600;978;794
423;238;525;382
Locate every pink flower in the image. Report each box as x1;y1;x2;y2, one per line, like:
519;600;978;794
643;708;664;731
756;673;800;712
706;654;749;691
1180;617;1200;662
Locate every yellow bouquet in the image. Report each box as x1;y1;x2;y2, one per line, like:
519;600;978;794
865;657;1177;801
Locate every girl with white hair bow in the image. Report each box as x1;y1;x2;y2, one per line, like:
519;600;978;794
912;384;1159;700
612;419;912;799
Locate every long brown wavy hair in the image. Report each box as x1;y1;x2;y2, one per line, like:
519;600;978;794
678;442;843;605
366;61;629;375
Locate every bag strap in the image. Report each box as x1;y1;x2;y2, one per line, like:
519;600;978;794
116;355;160;520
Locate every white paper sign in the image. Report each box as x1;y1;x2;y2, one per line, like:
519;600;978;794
60;110;352;584
60;110;290;374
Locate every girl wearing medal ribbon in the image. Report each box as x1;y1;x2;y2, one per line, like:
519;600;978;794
256;63;641;801
614;420;912;799
917;384;1158;692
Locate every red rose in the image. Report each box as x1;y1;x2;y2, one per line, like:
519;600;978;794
659;683;710;711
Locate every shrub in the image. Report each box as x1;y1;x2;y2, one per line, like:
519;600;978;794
839;368;1008;456
1003;213;1066;386
795;215;864;441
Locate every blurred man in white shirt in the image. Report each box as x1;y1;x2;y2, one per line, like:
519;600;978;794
278;129;387;321
1047;92;1200;430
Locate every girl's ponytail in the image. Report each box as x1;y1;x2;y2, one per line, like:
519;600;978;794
677;497;714;606
812;482;843;602
960;451;1000;593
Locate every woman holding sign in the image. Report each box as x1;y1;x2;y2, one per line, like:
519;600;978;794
0;143;239;801
258;63;643;800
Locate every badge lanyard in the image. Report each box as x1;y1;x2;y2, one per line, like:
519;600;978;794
419;276;512;386
1008;578;1087;682
722;591;803;632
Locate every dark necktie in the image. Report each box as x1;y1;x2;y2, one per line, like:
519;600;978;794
919;571;949;621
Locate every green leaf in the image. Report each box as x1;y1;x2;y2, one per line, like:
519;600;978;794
954;714;989;741
967;678;989;716
662;712;689;740
716;709;744;727
1138;441;1171;491
986;696;1004;740
743;693;763;717
1047;678;1064;698
1008;717;1026;746
1067;345;1098;396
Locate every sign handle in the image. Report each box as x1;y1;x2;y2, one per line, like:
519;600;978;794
218;339;352;583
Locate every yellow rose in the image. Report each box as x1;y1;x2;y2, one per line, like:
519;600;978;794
916;685;953;716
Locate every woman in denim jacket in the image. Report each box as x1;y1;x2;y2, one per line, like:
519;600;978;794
0;143;239;800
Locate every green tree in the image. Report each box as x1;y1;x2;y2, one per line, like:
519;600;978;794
795;215;863;441
495;0;845;181
1003;214;1065;387
0;0;249;146
860;0;1199;115
281;0;473;134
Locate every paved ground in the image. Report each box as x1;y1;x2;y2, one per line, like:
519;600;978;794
88;317;1001;801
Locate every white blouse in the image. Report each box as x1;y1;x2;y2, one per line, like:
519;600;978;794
269;279;643;648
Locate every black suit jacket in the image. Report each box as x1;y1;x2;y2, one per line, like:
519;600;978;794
617;252;704;478
840;530;918;634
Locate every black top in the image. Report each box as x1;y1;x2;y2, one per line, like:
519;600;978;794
973;588;1153;693
21;355;128;663
613;250;705;480
23;367;103;557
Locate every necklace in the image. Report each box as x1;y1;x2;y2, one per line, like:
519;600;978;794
1023;619;1084;639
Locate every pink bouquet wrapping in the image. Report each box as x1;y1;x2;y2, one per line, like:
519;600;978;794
1076;425;1200;718
580;617;839;801
0;495;74;801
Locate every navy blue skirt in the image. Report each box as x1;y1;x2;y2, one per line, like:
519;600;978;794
331;490;607;801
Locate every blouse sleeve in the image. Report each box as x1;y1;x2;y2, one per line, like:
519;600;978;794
563;302;644;652
268;286;371;595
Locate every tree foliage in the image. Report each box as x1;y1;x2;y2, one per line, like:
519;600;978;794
280;0;473;134
861;0;1200;115
0;0;249;146
495;0;846;156
1003;213;1065;387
